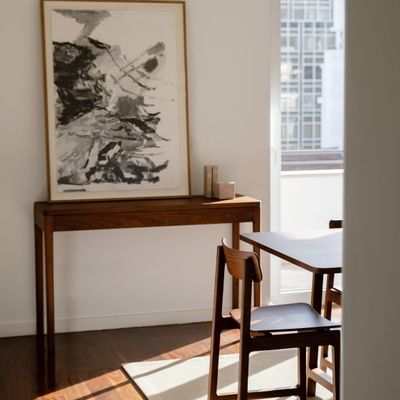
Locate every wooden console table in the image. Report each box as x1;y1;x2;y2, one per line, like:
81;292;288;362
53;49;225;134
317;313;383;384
34;195;261;353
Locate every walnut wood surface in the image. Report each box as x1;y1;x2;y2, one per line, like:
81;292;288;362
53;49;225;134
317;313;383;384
35;196;260;231
0;312;342;400
0;322;240;400
209;244;341;400
240;228;343;398
230;303;339;333
34;195;261;354
240;230;342;274
35;195;259;216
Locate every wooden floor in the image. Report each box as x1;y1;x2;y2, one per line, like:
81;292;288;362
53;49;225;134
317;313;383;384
0;306;340;400
0;322;240;400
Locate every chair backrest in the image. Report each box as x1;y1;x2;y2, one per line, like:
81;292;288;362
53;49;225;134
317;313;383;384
221;239;262;283
212;240;262;320
329;219;343;229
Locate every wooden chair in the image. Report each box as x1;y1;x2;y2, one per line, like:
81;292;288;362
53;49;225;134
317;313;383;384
321;219;343;371
208;239;341;400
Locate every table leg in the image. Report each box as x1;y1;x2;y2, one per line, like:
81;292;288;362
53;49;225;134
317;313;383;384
44;217;55;353
307;272;324;396
35;224;44;337
310;273;324;313
252;213;261;307
232;222;240;309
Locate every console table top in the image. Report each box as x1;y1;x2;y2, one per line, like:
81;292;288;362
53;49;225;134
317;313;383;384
34;195;261;216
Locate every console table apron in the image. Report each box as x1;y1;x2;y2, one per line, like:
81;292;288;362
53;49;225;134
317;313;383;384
34;195;261;353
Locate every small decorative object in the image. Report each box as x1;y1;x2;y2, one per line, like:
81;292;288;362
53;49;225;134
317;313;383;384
204;165;213;198
215;182;235;200
41;0;190;201
203;164;219;198
212;165;218;197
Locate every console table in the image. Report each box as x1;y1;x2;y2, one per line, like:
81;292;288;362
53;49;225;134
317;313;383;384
34;195;261;353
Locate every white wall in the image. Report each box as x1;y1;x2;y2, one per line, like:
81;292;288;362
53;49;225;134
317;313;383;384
281;170;343;230
343;1;400;398
0;0;279;336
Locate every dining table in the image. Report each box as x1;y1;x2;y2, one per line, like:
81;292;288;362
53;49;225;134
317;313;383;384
240;229;342;396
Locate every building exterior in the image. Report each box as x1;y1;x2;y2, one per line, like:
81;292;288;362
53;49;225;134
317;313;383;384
281;0;344;170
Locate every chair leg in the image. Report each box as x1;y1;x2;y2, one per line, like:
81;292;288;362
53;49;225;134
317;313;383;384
332;332;341;400
208;324;222;399
237;347;250;400
321;274;335;370
298;347;307;400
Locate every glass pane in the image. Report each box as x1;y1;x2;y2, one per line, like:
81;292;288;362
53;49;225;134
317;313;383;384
327;32;336;49
279;0;345;296
280;0;345;171
319;9;330;20
306;9;317;20
304;66;313;79
280;262;312;292
289;36;298;50
304;94;314;108
304;125;313;137
281;263;343;294
315;35;324;50
282;93;298;111
304;36;313;51
294;8;304;19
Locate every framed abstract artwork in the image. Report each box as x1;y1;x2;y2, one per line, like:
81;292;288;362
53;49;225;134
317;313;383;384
41;0;190;201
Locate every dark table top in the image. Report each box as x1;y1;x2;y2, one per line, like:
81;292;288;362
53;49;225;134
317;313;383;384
240;229;342;274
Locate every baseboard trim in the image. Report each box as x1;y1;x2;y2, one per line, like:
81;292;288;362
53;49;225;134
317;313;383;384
0;306;231;338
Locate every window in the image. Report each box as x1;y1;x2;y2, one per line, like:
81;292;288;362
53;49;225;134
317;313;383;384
303;94;314;108
319;9;330;20
304;124;313;137
289;36;299;50
305;8;317;20
282;93;299;111
327;32;336;49
278;0;345;299
294;8;304;19
304;35;313;51
315;35;324;50
280;0;345;172
304;65;313;79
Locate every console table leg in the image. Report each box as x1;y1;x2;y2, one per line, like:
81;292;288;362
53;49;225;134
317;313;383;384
232;222;240;309
44;217;55;353
252;213;261;306
35;224;44;338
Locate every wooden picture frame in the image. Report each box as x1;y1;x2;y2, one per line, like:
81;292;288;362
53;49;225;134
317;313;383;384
41;0;190;201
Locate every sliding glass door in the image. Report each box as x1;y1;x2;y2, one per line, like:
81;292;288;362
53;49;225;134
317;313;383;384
270;0;345;304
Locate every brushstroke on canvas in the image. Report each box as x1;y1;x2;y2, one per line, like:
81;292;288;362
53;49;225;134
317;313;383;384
52;9;173;191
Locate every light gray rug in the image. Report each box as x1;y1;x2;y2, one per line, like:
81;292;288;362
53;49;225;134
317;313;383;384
122;349;332;399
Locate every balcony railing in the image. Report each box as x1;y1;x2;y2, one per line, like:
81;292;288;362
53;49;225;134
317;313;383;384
282;149;344;171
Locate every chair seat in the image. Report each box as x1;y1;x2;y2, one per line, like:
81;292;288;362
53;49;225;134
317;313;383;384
230;302;340;333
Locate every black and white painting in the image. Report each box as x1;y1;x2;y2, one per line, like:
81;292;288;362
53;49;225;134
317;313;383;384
42;1;190;201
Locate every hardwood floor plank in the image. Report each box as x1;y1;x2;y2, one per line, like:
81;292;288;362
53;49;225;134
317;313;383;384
1;306;340;399
0;322;240;400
